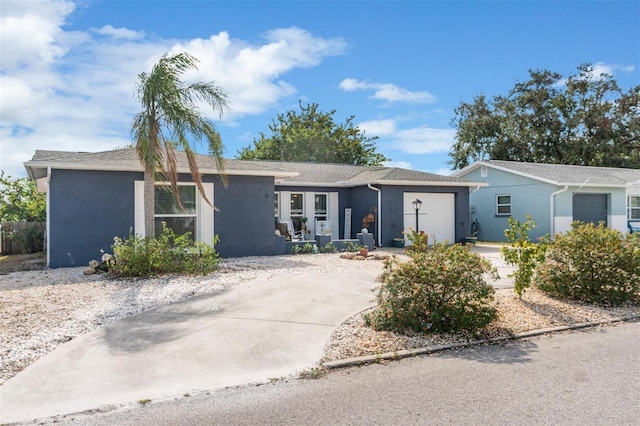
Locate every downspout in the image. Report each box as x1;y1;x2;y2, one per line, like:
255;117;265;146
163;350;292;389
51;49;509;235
367;183;382;247
549;185;569;237
46;167;51;268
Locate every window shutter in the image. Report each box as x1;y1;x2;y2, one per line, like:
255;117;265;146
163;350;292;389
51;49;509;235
199;183;214;245
280;191;291;220
329;192;339;238
134;181;145;237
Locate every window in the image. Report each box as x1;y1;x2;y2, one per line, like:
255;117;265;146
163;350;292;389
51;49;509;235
629;195;640;219
481;166;488;177
314;193;327;221
290;193;304;217
274;193;279;218
134;181;214;245
154;185;197;239
496;194;511;216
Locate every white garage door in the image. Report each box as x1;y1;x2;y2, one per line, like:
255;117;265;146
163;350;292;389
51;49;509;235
403;192;455;244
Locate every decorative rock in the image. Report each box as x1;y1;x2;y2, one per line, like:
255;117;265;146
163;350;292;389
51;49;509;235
83;267;96;275
353;255;366;260
340;253;356;259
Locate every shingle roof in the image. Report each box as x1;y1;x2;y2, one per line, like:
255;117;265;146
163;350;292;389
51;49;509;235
25;148;294;179
455;159;640;186
24;148;479;187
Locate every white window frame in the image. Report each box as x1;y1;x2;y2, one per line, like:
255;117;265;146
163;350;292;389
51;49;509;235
274;192;280;218
314;193;328;221
154;184;198;238
496;194;511;216
629;195;640;219
134;181;214;244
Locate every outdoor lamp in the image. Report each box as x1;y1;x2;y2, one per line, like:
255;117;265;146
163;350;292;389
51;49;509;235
412;199;422;232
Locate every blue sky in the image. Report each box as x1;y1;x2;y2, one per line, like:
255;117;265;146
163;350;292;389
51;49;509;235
1;0;639;178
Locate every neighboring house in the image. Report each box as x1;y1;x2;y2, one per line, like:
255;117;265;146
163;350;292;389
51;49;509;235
453;160;640;242
24;148;483;268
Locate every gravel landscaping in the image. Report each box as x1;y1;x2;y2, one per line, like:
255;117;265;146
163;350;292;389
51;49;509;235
2;248;640;386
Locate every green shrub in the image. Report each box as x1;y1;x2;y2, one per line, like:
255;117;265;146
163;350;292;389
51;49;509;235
343;241;364;252
535;222;640;305
364;243;498;334
7;222;45;254
108;224;220;277
319;241;337;253
500;215;548;297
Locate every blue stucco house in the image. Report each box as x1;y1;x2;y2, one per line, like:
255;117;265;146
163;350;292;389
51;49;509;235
24;149;483;268
452;160;640;242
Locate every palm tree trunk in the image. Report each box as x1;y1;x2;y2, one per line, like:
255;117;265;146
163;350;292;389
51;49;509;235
144;168;155;239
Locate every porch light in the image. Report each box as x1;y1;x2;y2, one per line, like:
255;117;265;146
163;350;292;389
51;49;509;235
412;198;422;232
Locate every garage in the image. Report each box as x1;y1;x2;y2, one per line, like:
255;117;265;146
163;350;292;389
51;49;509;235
403;192;456;244
573;193;608;225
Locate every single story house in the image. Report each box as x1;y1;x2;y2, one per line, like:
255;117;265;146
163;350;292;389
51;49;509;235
24;148;484;268
452;160;640;242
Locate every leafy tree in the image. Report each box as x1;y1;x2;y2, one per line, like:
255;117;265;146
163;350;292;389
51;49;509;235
237;101;389;165
450;64;640;169
0;171;45;222
132;52;230;238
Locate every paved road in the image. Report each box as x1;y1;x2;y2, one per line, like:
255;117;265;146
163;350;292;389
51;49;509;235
38;320;640;426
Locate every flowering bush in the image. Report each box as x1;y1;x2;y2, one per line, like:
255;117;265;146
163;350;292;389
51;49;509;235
364;243;498;333
107;223;220;277
535;222;640;305
403;229;428;256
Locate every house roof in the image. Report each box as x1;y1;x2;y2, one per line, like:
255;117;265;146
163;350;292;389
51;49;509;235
24;148;481;188
245;159;477;187
24;149;298;180
453;160;640;187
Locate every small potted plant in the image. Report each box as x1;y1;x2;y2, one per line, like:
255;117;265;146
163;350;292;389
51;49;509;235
392;224;405;248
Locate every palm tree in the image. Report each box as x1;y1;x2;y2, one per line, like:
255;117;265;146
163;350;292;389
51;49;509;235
132;52;230;239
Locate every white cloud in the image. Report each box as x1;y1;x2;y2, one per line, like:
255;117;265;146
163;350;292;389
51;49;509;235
339;78;436;104
389;128;455;154
590;61;635;78
383;160;413;170
358;119;396;136
0;2;347;177
92;25;145;40
172;28;347;116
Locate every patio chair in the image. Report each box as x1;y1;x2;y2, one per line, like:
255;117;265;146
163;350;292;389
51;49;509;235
281;219;303;241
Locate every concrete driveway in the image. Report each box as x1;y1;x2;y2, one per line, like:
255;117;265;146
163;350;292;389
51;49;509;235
0;268;380;424
0;245;513;424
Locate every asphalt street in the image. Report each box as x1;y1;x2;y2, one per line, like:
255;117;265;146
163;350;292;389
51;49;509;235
35;320;640;426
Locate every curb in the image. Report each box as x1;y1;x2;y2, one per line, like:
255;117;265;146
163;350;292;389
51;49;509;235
322;314;640;370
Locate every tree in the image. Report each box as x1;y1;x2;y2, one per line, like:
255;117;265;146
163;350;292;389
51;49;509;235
237;101;389;166
450;64;640;169
132;52;230;239
0;171;46;222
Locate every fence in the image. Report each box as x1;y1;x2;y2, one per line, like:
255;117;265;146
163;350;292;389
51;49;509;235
0;222;46;254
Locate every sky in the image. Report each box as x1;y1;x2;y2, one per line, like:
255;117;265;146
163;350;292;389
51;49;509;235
1;0;639;179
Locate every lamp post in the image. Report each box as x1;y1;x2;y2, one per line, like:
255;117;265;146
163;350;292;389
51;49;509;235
412;198;422;232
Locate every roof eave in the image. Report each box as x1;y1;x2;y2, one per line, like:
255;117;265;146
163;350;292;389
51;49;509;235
23;161;298;179
372;179;488;187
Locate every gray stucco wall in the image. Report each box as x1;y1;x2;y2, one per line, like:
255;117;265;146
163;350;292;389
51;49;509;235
214;175;276;258
47;170;277;268
48;169;142;268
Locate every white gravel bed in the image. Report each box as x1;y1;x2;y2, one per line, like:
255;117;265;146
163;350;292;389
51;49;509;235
3;248;640;386
0;253;385;385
